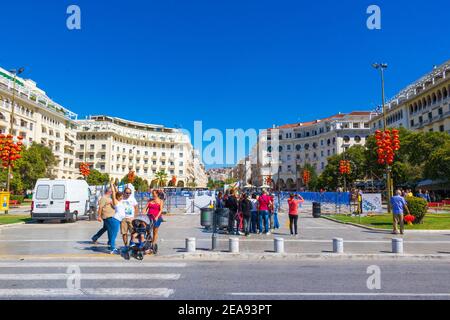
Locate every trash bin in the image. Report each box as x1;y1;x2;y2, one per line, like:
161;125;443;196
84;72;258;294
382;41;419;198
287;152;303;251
312;202;321;218
200;207;214;228
215;208;229;229
0;192;10;212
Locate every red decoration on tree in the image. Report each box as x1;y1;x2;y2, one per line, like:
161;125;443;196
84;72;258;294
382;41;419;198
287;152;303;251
79;162;91;177
375;129;400;166
339;160;351;175
265;176;273;185
171;175;177;186
0;134;24;170
303;170;311;185
127;170;136;183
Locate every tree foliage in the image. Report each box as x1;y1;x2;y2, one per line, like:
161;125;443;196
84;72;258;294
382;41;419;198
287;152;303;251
121;174;149;192
318;128;450;190
86;169;110;186
0;143;57;193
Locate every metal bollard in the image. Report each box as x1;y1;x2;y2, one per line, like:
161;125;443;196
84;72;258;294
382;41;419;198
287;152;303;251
274;238;285;253
211;233;217;251
333;238;344;253
185;237;196;253
229;237;239;253
392;238;403;254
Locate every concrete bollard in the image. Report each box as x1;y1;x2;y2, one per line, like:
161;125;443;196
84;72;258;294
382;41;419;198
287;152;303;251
185;237;196;253
392;238;403;254
229;237;239;253
333;238;344;253
211;233;218;251
274;238;285;253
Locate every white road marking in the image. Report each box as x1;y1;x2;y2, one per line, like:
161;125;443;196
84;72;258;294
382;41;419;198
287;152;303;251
0;262;186;268
229;292;450;297
0;288;174;298
0;273;180;280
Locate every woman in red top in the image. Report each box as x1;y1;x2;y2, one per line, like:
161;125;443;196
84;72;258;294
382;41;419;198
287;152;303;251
145;190;164;251
287;193;304;236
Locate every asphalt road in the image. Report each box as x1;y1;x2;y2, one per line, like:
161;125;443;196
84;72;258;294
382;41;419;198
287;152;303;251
0;258;449;300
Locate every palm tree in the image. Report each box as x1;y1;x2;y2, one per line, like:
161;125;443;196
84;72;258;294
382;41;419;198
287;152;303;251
155;170;168;187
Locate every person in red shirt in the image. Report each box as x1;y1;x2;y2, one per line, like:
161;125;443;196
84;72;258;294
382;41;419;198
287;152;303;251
258;189;273;234
287;193;304;236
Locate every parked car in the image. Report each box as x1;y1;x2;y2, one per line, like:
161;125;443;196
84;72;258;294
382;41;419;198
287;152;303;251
31;179;91;223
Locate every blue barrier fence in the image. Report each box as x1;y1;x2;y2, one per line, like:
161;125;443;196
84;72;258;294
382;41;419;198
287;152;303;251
277;192;351;206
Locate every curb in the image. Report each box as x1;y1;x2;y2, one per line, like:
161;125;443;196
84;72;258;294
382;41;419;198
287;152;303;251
161;252;450;261
0;222;26;229
322;216;450;234
0;252;449;261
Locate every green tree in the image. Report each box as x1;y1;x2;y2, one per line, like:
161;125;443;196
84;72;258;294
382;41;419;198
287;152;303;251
302;163;319;191
121;174;149;192
86;169;110;186
154;170;168;187
423;140;450;181
224;177;237;185
0;143;57;193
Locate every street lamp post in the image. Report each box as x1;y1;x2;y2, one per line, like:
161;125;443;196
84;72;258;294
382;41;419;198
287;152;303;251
5;68;24;215
373;63;393;213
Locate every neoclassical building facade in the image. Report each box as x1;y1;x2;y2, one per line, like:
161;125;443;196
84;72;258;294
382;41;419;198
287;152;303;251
370;60;450;134
250;111;373;190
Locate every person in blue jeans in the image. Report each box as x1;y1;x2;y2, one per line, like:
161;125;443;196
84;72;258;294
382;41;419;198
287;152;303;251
272;199;280;230
258;189;273;235
109;180;126;254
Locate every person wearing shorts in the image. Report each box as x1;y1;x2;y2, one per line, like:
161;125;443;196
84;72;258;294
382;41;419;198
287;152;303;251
145;190;164;247
120;187;139;246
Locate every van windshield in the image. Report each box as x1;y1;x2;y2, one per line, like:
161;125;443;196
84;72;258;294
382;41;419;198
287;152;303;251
36;185;50;200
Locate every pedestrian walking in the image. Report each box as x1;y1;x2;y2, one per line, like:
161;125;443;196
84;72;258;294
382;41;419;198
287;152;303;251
391;189;410;235
91;187;115;245
239;193;252;236
258;189;273;235
225;189;239;234
287;193;304;236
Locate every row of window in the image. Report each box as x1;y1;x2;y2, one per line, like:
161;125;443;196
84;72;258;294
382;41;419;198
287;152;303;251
409;84;449;115
267;136;364;152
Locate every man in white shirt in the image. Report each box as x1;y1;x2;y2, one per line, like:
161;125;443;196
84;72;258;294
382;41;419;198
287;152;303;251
120;187;139;246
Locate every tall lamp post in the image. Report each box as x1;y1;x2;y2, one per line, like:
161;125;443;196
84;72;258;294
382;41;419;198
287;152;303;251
5;68;24;215
373;63;393;213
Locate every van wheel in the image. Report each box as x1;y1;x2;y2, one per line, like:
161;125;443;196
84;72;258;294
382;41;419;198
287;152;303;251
37;220;44;224
61;219;67;223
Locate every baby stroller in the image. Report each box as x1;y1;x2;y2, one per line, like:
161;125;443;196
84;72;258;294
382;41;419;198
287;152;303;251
124;215;157;260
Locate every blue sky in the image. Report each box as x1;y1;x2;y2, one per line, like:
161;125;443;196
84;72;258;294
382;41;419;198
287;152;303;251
1;0;449;167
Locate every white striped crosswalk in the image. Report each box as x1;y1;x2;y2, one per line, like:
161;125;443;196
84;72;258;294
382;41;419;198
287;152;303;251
0;261;186;299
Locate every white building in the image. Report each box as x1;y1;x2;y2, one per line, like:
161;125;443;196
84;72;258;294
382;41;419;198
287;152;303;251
75;115;207;187
0;67;79;179
369;60;450;134
249;111;373;190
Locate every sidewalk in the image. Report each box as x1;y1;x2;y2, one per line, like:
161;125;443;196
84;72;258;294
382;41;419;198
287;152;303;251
0;209;450;259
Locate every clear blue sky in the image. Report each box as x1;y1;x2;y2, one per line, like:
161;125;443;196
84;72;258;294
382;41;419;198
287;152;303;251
1;0;449;167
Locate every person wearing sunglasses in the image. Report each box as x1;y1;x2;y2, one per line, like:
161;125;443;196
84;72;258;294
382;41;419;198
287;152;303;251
120;187;139;247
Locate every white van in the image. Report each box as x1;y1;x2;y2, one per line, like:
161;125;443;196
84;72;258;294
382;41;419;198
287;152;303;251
31;179;91;223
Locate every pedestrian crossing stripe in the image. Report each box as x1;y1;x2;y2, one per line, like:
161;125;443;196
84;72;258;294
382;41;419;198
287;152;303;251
0;262;187;268
0;288;175;298
0;273;181;280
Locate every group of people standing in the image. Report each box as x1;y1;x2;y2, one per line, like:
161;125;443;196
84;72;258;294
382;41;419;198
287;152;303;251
91;181;164;254
215;189;304;236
